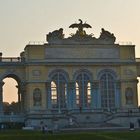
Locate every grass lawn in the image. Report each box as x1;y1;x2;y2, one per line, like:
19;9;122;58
0;130;140;140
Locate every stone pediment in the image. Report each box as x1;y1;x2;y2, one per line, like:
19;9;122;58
46;19;116;45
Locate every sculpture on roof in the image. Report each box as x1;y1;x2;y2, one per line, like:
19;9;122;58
47;28;64;42
46;20;116;45
69;19;92;36
99;28;116;43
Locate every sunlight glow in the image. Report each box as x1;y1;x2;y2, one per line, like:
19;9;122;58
3;78;18;103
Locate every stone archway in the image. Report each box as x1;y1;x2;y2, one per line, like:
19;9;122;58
0;74;25;115
3;78;18;103
3;78;18;115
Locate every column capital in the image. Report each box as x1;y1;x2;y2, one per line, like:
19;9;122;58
20;82;27;87
68;81;75;84
92;81;99;89
20;82;27;93
0;82;5;87
116;81;121;89
68;81;75;89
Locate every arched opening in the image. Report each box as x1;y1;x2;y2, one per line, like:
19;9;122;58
3;77;19;115
100;73;115;109
87;82;91;106
76;82;80;106
75;72;91;108
51;81;57;108
50;72;68;110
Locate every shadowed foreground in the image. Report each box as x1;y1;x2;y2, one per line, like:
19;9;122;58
0;130;140;140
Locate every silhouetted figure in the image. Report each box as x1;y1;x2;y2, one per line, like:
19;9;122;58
130;122;135;131
44;125;48;133
42;125;45;134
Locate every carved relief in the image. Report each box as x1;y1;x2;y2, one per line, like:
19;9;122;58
99;28;116;43
33;88;42;106
124;69;135;76
32;70;41;76
47;28;64;42
125;87;133;105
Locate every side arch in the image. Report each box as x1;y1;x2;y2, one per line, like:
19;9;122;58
97;69;120;109
0;72;23;83
97;69;118;80
0;71;25;114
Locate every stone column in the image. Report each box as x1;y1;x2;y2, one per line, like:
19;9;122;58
67;81;75;109
0;52;2;62
46;82;51;109
20;82;26;113
92;81;100;109
0;82;4;115
115;81;121;108
90;82;94;109
16;85;21;113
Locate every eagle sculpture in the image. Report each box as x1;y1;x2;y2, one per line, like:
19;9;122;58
69;19;92;32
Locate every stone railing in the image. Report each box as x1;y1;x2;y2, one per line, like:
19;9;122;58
0;57;23;63
28;41;45;45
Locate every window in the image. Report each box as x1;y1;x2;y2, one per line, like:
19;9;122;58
100;73;115;109
76;82;80;105
50;72;67;109
87;82;91;105
51;81;57;108
75;72;91;108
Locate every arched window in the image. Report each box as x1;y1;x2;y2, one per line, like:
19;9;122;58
33;88;42;106
75;73;91;108
51;81;57;108
50;72;67;109
125;87;133;105
87;82;91;105
76;82;80;105
100;73;115;109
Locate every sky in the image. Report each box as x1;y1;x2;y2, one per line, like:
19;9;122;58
0;0;140;103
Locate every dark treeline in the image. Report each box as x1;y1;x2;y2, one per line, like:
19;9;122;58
3;102;20;115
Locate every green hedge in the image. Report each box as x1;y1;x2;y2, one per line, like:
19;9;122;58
0;122;25;129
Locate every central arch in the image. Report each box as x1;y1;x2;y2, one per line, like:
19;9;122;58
74;69;93;109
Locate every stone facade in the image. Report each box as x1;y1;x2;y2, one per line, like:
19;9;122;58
0;20;140;128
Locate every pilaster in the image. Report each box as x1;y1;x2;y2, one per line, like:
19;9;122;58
46;82;51;109
0;82;4;115
115;81;121;108
92;81;100;109
67;81;76;109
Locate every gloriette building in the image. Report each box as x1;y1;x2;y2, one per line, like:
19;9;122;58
0;19;140;128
